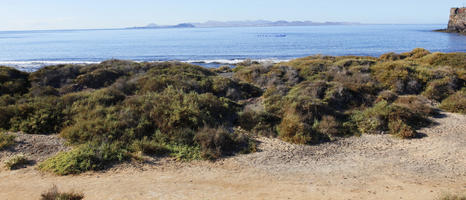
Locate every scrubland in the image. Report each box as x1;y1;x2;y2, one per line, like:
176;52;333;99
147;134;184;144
0;49;465;177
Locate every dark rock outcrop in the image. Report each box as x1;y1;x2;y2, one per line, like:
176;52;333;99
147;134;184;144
447;8;466;33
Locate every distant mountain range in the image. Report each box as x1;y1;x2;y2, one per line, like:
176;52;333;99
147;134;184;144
128;20;360;29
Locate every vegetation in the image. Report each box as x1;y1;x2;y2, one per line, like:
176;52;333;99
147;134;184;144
39;142;127;175
0;49;464;175
4;154;30;170
440;88;466;114
436;193;466;200
0;132;15;150
40;185;84;200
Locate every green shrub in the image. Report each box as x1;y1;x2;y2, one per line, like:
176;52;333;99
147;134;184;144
29;65;81;89
351;101;391;135
351;100;431;138
0;94;17;106
4;154;30;170
379;52;407;61
277;100;330;145
212;65;233;73
162;143;201;161
400;48;431;59
237;109;280;137
194;127;255;160
394;95;437;116
388;119;416;138
40;185;84;200
323;83;361;109
263;86;289;115
233;64;300;88
59;108;122;144
372;61;422;94
375;90;398;103
130;136;170;156
420;52;466;68
440;88;466;114
422;77;457;101
39;142;127;175
333;58;376;68
29;85;60;97
0;132;15;150
75;68;124;89
0;66;30;96
211;76;262;100
146;87;238;135
278;110;315;144
7;97;65;134
137;62;215;93
317;115;342;138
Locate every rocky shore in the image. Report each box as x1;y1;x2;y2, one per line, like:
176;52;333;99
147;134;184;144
437;7;466;34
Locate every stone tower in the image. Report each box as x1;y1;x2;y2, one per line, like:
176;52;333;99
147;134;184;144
447;8;466;33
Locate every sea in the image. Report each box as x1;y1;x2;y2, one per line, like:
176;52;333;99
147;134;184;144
0;24;465;71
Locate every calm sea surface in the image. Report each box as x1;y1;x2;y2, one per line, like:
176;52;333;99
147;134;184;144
0;24;465;70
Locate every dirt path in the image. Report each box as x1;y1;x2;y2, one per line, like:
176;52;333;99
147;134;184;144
1;112;465;200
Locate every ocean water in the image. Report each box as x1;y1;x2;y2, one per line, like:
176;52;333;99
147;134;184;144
0;24;465;70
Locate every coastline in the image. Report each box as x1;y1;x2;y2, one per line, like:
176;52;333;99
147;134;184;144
434;28;466;35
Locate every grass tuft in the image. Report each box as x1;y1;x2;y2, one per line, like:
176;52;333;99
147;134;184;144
4;153;30;170
0;132;15;150
40;185;84;200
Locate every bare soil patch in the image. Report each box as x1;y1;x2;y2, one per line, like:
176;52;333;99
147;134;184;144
0;133;69;164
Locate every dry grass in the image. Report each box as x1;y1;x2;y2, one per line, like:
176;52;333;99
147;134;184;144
40;185;84;200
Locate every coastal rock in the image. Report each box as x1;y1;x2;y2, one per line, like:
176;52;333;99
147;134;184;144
447;7;466;33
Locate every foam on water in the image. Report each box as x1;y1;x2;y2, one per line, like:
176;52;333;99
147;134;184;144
0;58;290;72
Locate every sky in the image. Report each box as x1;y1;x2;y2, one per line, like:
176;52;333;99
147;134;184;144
0;0;464;31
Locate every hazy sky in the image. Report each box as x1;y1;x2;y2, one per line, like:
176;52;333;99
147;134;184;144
0;0;463;31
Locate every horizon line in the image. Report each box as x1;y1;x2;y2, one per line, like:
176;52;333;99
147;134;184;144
0;23;448;33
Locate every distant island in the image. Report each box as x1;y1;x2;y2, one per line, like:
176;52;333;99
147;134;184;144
128;20;360;29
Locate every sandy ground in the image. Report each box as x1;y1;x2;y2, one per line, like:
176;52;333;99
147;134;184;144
0;112;465;200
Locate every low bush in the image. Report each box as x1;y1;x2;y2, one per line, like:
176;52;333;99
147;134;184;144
4;154;30;170
440;88;466;114
372;61;422;94
316;115;342;138
194;127;255;160
130;136;170;156
379;52;407;61
278;103;330;144
39;142;127;175
8;97;65;134
237;109;280;137
0;132;15;150
422;77;458;101
375;90;398;103
278;110;315;144
400;48;431;59
388;119;416;138
394;95;437;116
212;65;233;73
351;100;431;138
40;185;84;200
0;66;30;96
233;63;300;89
419;52;466;68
